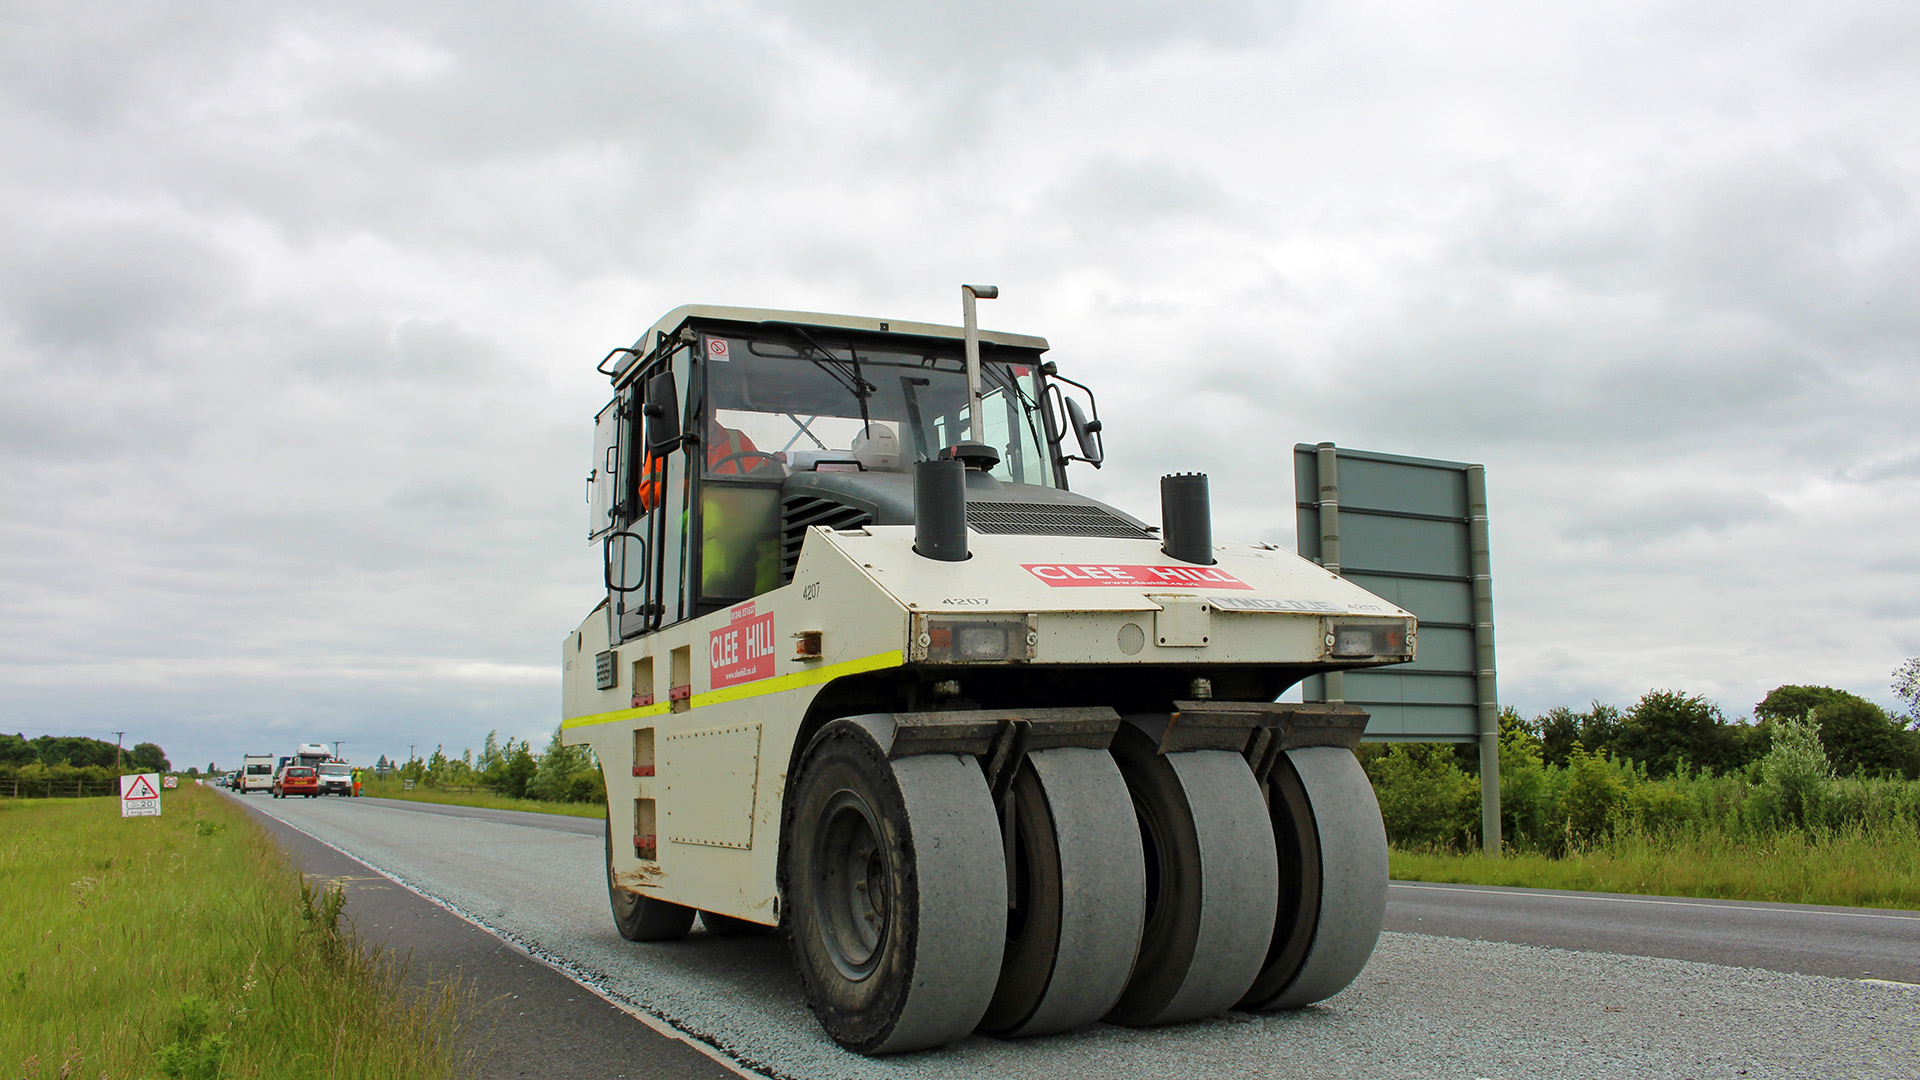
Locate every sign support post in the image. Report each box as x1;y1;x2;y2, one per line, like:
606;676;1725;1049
1468;464;1501;855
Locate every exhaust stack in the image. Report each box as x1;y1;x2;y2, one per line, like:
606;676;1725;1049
915;458;969;561
1160;472;1215;565
960;284;998;444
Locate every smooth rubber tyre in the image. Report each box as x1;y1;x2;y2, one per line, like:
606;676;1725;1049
1238;746;1387;1010
784;717;1006;1054
978;747;1145;1038
1104;717;1278;1026
606;812;696;942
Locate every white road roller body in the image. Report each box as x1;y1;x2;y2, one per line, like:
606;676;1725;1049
562;298;1411;1053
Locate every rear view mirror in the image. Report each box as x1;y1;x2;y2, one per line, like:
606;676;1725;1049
1065;397;1104;467
644;371;681;455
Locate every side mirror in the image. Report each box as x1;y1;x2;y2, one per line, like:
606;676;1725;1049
1065;397;1104;467
644;371;681;455
604;531;649;593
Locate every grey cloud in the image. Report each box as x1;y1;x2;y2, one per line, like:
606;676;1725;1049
1563;487;1784;547
1043;154;1233;232
1476;149;1920;355
0;219;240;354
770;0;1294;73
1844;449;1920;485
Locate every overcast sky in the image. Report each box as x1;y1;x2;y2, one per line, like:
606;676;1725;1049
4;0;1915;771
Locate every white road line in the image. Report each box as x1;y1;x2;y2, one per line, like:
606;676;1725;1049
239;797;766;1080
1388;882;1920;923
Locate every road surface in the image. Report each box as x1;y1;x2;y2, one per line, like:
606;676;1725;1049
231;792;1920;1079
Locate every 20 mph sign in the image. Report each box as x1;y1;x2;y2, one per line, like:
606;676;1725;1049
120;772;162;818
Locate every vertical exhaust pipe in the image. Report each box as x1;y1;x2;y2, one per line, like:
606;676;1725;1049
915;458;969;561
960;284;998;445
1160;472;1214;565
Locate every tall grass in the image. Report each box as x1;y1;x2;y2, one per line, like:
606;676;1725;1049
1391;826;1920;909
355;775;603;819
2;785;476;1079
1367;718;1920;910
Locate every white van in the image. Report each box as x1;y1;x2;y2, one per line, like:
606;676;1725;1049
239;754;275;794
317;761;354;796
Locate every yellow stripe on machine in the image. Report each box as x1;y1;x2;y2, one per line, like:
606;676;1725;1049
562;650;905;731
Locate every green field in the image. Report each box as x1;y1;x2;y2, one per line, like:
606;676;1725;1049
2;784;474;1080
353;775;603;818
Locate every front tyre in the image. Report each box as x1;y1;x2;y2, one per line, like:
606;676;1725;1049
784;717;1005;1054
606;813;695;942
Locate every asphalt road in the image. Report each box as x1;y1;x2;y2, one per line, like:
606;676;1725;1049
231;792;1920;1079
1385;880;1920;984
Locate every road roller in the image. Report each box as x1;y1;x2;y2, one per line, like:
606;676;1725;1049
561;288;1409;1053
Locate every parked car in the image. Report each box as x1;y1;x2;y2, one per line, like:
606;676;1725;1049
273;766;320;798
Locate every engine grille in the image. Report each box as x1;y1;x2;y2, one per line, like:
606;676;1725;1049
966;502;1153;539
781;496;873;582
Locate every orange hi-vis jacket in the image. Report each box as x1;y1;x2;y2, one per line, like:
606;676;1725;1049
638;453;665;512
706;424;761;475
636;425;760;513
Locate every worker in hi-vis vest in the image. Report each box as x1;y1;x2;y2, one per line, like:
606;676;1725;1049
636;417;770;512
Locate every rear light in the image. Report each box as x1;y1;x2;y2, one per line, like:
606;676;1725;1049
1324;617;1415;659
911;615;1037;663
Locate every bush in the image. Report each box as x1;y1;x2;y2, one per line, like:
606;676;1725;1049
1363;743;1478;849
1754;716;1832;830
1497;721;1556;849
1562;749;1630;845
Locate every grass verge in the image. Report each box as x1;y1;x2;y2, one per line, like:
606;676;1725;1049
353;776;602;819
3;784;476;1079
1391;825;1920;911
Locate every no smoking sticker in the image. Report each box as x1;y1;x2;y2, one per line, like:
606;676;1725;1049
706;337;730;362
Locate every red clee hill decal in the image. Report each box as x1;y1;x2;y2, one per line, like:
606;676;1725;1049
710;602;777;688
1021;564;1253;589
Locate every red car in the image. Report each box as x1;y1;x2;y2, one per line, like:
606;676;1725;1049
272;766;319;798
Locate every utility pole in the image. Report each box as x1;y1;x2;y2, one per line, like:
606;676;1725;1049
333;741;342;760
408;744;417;767
112;731;125;772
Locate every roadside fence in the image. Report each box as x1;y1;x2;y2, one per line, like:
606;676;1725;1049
1;777;122;799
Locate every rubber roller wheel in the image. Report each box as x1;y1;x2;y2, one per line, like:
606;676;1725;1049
978;747;1145;1038
605;810;696;942
1104;717;1278;1026
1238;745;1387;1010
784;717;1006;1054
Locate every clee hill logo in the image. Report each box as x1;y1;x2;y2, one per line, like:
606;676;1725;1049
710;601;777;688
1020;564;1254;590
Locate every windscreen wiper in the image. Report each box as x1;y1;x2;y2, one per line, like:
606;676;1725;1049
757;322;874;434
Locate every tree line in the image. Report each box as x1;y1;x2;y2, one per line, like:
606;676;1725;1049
0;733;172;793
393;726;605;804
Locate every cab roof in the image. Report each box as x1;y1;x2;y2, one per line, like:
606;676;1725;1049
610;305;1051;382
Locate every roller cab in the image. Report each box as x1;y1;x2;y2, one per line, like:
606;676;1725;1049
561;297;1405;1052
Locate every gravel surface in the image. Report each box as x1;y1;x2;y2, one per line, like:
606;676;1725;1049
247;795;1920;1080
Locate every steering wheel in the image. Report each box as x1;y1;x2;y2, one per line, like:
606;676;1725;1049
709;450;782;476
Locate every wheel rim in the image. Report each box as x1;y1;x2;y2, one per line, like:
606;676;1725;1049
814;788;890;980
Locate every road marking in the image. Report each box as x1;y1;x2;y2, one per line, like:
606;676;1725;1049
1858;978;1920;989
1388;882;1920;923
237;796;765;1079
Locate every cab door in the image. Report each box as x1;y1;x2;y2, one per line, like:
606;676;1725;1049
611;346;695;644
